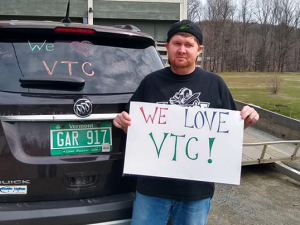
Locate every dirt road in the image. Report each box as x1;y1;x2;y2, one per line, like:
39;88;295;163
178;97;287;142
207;164;300;225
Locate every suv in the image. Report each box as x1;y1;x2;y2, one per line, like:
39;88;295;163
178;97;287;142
0;20;164;225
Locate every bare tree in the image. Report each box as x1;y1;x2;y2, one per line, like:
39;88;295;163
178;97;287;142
197;0;300;72
273;0;300;72
201;0;235;72
187;0;202;22
253;0;275;72
231;0;254;72
270;76;283;94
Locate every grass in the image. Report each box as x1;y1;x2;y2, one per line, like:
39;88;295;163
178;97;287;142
219;72;300;121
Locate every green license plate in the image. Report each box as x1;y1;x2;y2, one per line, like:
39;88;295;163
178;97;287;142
50;121;112;156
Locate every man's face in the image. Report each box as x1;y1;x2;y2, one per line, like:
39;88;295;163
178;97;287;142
165;34;202;70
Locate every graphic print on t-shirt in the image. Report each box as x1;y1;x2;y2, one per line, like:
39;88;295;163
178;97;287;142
158;87;210;108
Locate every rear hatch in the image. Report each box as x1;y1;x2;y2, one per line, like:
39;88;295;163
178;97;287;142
0;23;164;203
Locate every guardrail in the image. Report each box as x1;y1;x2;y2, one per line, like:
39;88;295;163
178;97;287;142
243;141;300;163
235;100;300;140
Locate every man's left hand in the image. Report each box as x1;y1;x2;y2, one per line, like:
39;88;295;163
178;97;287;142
241;105;259;129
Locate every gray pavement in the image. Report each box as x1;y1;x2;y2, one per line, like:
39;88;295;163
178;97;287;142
207;164;300;225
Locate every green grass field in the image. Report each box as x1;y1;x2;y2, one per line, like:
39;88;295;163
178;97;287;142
219;72;300;121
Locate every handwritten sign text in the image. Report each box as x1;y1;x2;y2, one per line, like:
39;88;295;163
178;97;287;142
123;102;244;185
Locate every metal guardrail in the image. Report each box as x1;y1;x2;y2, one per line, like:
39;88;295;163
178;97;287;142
243;141;300;162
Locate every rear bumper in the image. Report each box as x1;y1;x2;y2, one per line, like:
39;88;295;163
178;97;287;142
89;219;131;225
0;192;135;225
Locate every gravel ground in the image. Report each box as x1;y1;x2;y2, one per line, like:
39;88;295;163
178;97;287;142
207;164;300;225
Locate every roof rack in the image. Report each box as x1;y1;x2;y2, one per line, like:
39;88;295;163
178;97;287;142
113;24;141;32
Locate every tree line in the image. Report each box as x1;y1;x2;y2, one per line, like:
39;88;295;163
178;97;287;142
188;0;300;72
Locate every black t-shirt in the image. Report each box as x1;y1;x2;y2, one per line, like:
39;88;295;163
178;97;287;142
126;67;237;201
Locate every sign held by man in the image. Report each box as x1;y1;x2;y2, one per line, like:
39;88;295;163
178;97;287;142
123;101;244;185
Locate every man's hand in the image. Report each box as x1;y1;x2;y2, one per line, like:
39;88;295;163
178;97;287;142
241;105;259;129
113;111;131;133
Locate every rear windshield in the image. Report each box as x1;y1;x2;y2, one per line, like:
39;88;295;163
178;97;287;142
0;37;163;94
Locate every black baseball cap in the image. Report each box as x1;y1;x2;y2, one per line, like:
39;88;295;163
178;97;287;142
167;20;203;45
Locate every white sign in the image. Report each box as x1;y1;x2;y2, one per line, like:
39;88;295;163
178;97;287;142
123;102;244;185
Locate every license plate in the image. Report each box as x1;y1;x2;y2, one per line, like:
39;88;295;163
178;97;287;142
50;121;112;156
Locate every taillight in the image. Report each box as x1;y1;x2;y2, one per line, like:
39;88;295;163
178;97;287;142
54;27;96;34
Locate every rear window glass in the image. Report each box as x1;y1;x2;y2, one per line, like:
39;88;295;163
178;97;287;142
0;38;163;94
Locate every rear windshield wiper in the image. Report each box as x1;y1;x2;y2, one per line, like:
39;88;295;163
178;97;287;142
19;76;85;90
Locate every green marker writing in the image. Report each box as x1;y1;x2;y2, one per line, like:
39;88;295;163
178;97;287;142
208;137;215;163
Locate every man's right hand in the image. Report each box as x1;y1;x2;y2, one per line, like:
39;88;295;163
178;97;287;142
113;111;131;133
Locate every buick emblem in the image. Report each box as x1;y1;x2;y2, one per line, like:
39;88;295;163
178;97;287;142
74;98;93;118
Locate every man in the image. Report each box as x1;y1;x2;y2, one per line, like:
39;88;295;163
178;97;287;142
113;20;259;225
